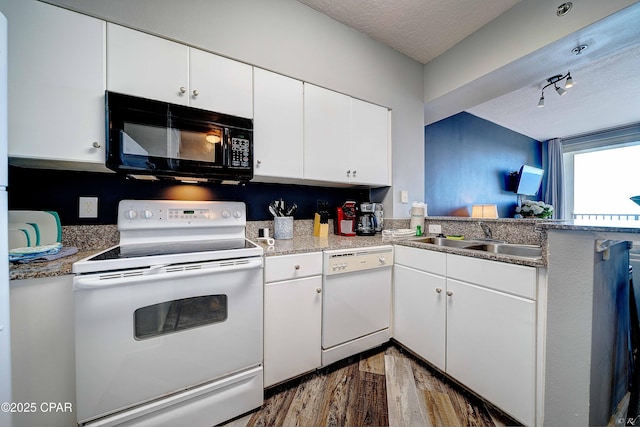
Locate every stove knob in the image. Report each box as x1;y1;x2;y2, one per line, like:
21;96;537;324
221;209;231;218
143;209;153;219
124;209;137;220
233;209;242;219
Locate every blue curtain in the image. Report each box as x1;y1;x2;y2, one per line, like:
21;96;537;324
544;138;565;219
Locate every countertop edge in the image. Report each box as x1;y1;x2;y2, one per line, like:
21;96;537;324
395;241;545;268
10;236;545;281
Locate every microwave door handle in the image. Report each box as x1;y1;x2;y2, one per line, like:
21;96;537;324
223;128;230;167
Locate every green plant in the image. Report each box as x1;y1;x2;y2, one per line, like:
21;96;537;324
516;200;553;218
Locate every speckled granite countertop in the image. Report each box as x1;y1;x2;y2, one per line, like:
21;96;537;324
537;219;640;233
13;217;640;281
255;233;388;256
9;225;118;281
11;218;551;281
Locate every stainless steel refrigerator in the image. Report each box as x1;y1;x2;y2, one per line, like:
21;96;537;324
0;10;13;427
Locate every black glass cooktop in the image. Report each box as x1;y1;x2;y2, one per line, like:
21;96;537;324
89;239;255;261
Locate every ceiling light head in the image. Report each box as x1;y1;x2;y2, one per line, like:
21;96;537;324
555;85;567;96
537;94;545;108
557;2;573;16
565;73;574;88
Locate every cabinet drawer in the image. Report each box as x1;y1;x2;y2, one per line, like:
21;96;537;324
394;245;446;275
265;252;323;282
447;254;536;299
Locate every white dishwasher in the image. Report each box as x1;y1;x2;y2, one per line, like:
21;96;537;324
322;245;393;366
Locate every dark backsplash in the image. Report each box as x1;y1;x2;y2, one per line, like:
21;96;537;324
8;166;375;225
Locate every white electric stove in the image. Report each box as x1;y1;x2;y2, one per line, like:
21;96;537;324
72;200;264;427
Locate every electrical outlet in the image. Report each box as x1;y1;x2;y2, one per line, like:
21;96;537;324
428;224;442;234
79;197;98;218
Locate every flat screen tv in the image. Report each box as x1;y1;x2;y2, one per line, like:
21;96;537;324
515;165;544;196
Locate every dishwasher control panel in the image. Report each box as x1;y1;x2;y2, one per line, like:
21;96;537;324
323;246;393;275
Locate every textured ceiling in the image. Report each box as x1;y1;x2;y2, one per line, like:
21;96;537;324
296;0;640;141
296;0;522;64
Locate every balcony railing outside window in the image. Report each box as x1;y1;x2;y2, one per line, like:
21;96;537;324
572;213;640;221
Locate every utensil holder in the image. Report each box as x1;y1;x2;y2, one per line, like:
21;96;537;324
274;216;294;240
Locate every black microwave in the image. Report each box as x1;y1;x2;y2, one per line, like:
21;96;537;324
105;91;253;183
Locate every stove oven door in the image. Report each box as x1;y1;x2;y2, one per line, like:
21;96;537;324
73;257;263;426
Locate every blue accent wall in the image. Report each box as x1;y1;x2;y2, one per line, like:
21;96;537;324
424;112;542;218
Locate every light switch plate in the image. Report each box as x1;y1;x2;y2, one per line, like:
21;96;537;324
400;190;409;203
79;197;98;218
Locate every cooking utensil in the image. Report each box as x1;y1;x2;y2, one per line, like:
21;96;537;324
285;203;297;216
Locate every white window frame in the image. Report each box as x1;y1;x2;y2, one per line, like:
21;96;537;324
562;123;640;220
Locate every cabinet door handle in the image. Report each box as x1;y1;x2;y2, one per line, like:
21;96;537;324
192;89;199;96
179;86;186;94
92;141;101;148
316;288;322;294
435;288;442;293
294;265;300;270
256;160;262;166
352;170;357;177
346;170;351;177
446;290;453;296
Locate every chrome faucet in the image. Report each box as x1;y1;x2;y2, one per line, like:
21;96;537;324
479;222;492;240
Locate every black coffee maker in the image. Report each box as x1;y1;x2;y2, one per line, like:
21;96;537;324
356;202;377;236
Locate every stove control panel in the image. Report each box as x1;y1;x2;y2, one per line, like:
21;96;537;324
117;200;246;231
168;208;211;221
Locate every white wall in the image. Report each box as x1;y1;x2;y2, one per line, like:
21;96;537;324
41;0;426;218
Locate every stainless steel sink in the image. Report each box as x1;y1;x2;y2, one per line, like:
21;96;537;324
481;243;543;258
413;237;484;248
410;237;542;259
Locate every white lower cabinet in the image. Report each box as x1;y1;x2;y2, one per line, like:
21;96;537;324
393;252;446;371
264;252;322;387
393;246;537;426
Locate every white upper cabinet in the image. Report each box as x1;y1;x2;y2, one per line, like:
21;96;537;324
107;23;189;106
350;98;390;186
5;0;107;169
303;83;390;186
303;83;351;183
107;24;252;118
253;68;303;179
189;48;253;118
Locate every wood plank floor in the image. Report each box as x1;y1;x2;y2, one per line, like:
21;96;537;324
220;342;522;427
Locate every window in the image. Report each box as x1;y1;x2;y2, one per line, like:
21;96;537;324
563;124;640;220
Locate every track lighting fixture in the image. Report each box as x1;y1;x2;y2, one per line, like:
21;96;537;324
537;72;574;107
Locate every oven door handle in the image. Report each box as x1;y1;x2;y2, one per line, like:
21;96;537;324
73;258;263;291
